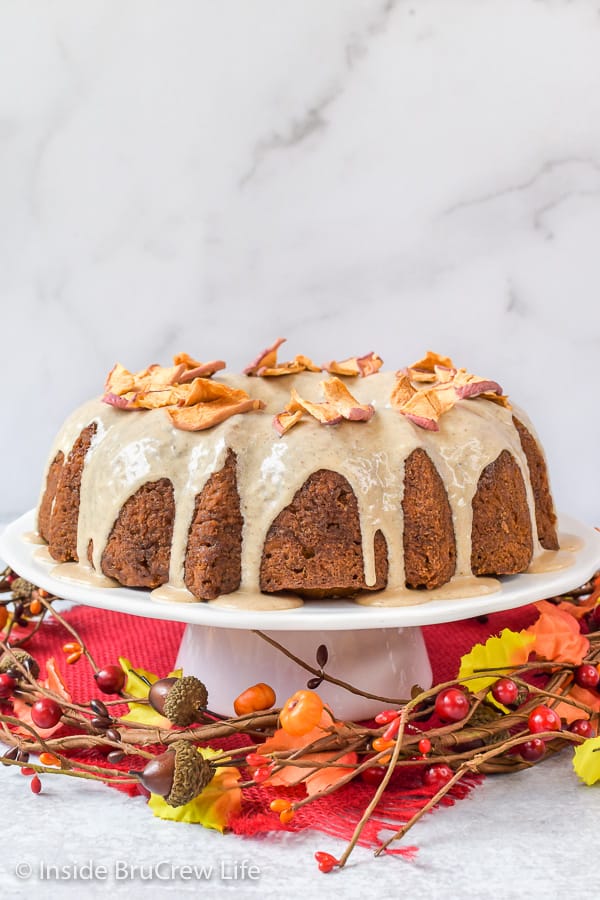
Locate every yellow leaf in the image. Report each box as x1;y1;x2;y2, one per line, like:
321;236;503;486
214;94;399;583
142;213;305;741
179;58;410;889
572;736;600;785
458;629;535;702
118;657;182;727
148;747;241;831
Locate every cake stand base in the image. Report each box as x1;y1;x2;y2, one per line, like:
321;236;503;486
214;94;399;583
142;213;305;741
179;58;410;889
175;624;432;720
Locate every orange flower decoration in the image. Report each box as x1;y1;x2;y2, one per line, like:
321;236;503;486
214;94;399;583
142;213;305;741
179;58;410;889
524;601;589;665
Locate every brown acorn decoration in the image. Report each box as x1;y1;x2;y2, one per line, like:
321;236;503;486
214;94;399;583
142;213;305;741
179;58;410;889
0;649;40;680
148;675;208;726
138;740;214;807
9;578;36;602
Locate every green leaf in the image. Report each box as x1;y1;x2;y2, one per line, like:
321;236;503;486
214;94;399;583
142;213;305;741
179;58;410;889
147;747;242;831
573;736;600;785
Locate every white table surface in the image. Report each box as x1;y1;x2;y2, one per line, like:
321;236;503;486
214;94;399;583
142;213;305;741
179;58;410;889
1;531;598;900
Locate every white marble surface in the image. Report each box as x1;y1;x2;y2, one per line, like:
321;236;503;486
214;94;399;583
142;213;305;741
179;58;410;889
0;1;599;523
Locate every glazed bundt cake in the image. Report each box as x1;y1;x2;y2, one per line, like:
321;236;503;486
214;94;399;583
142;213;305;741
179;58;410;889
35;345;559;606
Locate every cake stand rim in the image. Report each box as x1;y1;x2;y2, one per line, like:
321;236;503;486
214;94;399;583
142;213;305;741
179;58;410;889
1;509;598;632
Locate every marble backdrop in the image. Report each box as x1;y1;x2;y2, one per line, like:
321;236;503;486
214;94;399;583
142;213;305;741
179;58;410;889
0;0;599;523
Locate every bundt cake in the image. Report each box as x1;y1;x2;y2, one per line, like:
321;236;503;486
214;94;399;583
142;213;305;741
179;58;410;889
35;345;560;607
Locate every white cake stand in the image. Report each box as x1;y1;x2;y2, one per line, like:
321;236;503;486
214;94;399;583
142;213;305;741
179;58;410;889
2;511;600;719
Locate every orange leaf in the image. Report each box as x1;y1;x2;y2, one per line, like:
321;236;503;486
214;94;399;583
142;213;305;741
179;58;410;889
553;684;600;724
524;601;589;664
258;710;356;794
304;751;358;796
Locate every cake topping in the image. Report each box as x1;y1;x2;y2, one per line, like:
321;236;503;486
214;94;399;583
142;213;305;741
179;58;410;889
166;394;265;432
273;376;374;435
105;356;225;396
243;337;320;377
102;355;265;431
405;351;455;382
322;352;384;378
392;353;510;431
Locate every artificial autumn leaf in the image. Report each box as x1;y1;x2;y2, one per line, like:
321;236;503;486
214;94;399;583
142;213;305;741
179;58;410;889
553;684;600;724
148;747;241;831
259;710;356;796
572;735;600;785
458;629;535;703
556;593;599;621
524;601;589;665
118;657;181;727
12;657;72;739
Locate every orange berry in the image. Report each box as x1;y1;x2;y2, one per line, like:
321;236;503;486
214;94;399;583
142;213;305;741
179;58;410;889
0;607;8;631
279;690;324;737
66;651;82;665
39;752;60;767
38;590;50;599
233;682;276;716
29;598;42;616
62;641;82;654
279;808;295;824
269;798;290;813
372;737;395;753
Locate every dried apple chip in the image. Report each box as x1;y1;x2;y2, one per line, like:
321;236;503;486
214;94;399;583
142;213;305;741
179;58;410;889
323;352;383;377
321;377;374;421
273;409;304;436
102;391;140;410
258;354;322;376
287;389;343;425
166;397;265;432
406;351;455;382
452;368;509;405
173;353;226;381
104;363;137;396
137;364;187;390
390;372;416;409
243;338;287;376
294;354;321;373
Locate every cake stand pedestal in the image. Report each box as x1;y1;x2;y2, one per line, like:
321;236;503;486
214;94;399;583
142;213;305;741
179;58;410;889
2;512;600;720
174;623;431;719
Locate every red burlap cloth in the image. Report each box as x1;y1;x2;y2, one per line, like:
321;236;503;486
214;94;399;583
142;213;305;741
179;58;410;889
16;602;540;856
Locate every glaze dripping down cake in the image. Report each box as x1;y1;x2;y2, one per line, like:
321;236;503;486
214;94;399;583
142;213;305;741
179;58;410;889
35;345;559;608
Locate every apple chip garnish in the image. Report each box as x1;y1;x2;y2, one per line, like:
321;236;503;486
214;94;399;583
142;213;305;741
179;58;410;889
167;397;265;432
323;352;383;377
452;369;510;407
392;353;511;429
406;351;455;383
174;353;226;381
102;392;140;410
244;339;321;377
390;372;416;409
104;362;187;396
258;354;322;376
397;389;448;432
321;377;374;421
287;389;343;425
273;409;304;436
243;338;287;375
273;378;375;435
